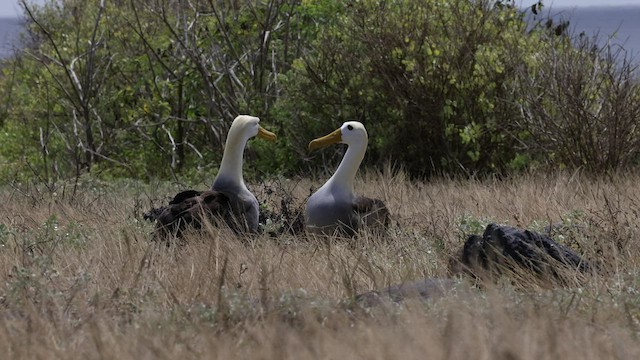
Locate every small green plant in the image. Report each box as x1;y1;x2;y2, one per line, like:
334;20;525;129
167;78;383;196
457;214;495;238
0;223;8;249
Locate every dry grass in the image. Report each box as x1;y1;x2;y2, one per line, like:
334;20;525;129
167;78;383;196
2;171;640;359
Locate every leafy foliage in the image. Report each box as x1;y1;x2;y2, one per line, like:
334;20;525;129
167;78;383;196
0;0;639;184
275;0;549;176
515;32;640;172
1;0;309;183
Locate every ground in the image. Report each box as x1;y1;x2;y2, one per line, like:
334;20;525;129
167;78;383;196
1;170;639;359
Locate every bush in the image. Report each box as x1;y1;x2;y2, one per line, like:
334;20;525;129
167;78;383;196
514;31;640;172
274;0;542;177
1;0;639;183
0;0;308;183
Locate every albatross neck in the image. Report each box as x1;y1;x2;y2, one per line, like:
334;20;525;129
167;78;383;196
214;135;249;190
327;140;366;194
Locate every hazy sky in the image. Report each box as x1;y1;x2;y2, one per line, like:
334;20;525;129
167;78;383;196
1;0;640;17
0;0;20;18
0;0;44;18
547;0;640;7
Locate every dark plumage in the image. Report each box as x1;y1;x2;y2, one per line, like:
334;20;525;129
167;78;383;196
352;196;390;233
145;189;249;238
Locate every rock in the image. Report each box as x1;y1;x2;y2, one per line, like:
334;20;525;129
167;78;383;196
460;223;591;279
355;278;459;307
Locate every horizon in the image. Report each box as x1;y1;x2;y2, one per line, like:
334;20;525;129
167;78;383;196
546;0;640;7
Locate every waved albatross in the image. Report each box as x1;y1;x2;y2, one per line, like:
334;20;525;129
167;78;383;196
305;121;389;236
146;115;276;238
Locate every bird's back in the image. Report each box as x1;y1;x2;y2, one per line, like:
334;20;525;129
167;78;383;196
213;177;260;233
151;190;231;239
306;187;358;236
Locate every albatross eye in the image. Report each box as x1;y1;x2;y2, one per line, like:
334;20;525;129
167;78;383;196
347;125;353;131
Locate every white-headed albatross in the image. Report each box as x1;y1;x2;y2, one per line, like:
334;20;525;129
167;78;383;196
146;115;276;238
305;121;389;237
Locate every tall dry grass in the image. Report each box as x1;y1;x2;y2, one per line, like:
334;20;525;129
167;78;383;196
1;171;640;359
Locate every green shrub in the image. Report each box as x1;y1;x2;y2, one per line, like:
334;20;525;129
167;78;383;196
1;0;639;183
273;0;542;177
0;0;309;183
514;31;640;172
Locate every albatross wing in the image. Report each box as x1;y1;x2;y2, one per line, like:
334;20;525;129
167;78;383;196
152;190;233;239
353;196;390;231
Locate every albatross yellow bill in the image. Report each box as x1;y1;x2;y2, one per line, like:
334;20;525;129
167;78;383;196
257;126;277;141
308;128;342;151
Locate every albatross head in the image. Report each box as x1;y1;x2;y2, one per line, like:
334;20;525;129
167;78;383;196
307;121;368;197
228;115;277;144
308;121;368;151
214;115;276;191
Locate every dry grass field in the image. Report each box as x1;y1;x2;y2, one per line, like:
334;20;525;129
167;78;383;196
1;170;640;359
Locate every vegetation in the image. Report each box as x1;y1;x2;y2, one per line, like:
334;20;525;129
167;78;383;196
515;32;640;172
2;2;640;357
1;172;640;357
1;0;638;184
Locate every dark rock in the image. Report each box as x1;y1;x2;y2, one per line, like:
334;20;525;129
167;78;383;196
355;278;459;307
460;223;591;280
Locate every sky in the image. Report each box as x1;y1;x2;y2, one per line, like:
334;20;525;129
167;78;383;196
547;0;640;6
1;0;640;17
0;0;45;18
0;0;25;18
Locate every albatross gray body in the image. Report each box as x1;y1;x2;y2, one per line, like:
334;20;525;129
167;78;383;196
212;176;260;233
306;185;358;236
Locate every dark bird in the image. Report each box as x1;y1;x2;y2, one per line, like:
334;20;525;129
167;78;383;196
145;115;276;239
305;122;390;237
